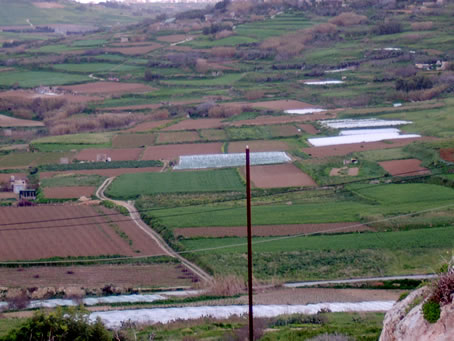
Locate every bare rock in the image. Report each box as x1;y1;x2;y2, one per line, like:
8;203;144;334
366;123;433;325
380;287;454;341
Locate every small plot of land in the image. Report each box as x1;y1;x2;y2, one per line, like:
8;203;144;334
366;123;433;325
0;205;163;261
0;90;103;104
298;124;319;135
59;82;156;95
156;131;201;144
200;129;228;141
0;152;75;169
33;2;65;8
303;137;425;158
268;125;300;137
239;164;316;188
107;169;244;198
0;114;43;127
76;148;143;161
227;112;336;127
330;167;359;177
0;264;191;288
43;186;96;199
379;159;430;176
125;120;172;132
105;44;162;55
142;143;222;160
157;34;191;43
174;222;368;238
101;103;161;112
39;167;162;179
440;148;454;162
0;173;26;183
163;119;223;131
249;100;318;111
228;140;289;153
112;134;156;148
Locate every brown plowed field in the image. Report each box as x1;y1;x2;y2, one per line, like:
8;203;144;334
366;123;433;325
156;131;201;144
43;186;97;199
0;173;26;183
174;222;370;238
76;148;143;161
227;112;336;127
112;134;156;148
0;192;17;199
59;82;156;95
0;264;191;288
379;159;430;176
0;205;163;261
0;114;44;127
157;34;191;43
142;143;222;160
250;100;319;111
163;119;223;131
303;137;428;158
101;103;162;112
440;148;454;162
239;164;316;188
298;124;319;134
228;140;289;153
40;167;162;179
105;44;162;55
126;120;172;132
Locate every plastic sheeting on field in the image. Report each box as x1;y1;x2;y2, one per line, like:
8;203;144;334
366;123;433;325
339;128;401;136
320;119;412;129
304;80;344;85
90;301;395;328
284;108;326;115
174;152;292;170
308;132;420;147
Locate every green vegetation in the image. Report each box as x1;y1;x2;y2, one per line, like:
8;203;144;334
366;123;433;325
32;133;113;146
106;169;244;199
0;152;75;168
39;160;162;172
53;63;141;73
0;70;90;88
422;300;441;323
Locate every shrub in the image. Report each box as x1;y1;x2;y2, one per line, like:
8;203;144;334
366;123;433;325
375;21;402;35
396;75;433;92
411;21;433;31
422;300;441;323
211;46;236;58
329;12;367;26
430;272;454;306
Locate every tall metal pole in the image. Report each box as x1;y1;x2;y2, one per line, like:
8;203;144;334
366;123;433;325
246;146;254;341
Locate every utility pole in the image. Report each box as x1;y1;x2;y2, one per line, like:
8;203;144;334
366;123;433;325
246;146;254;341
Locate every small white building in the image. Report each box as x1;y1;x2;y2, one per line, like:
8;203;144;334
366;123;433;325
12;179;26;194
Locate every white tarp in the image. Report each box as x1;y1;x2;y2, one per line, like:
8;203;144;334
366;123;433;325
339;128;401;136
174;152;291;170
284;108;326;115
90;301;395;329
304;80;344;85
308;133;420;147
320;119;412;129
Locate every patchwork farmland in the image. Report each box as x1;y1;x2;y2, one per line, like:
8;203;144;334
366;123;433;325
1;0;454;337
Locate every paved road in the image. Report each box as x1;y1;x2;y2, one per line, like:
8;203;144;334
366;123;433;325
96;177;213;283
284;274;437;288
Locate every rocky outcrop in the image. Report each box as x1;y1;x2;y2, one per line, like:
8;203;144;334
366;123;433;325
380;287;454;341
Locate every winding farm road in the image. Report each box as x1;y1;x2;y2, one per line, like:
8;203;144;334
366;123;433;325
96;177;213;283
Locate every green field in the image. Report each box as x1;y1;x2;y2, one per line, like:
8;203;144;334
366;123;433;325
0;70;90;88
53;63;141;73
106;169;245;199
0;151;75;168
32;133;113;146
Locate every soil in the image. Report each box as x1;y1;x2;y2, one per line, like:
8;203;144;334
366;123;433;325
174;222;370;238
59;82;156;95
0;192;17;199
33;2;65;8
125;120;173;132
0;114;44;127
142;143;222;161
236;287;402;305
0;264;191;288
104;44;162;55
239;164;316;188
379;159;430;176
440;148;454;162
163;119;224;131
269;125;301;137
250;100;319;111
76;148;143;161
0;173;27;183
228;140;290;153
227;112;336;127
101;99;202;112
298;124;319;135
0;205;163;261
303;137;431;158
43;186;97;199
39;167;162;179
157;34;191;43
